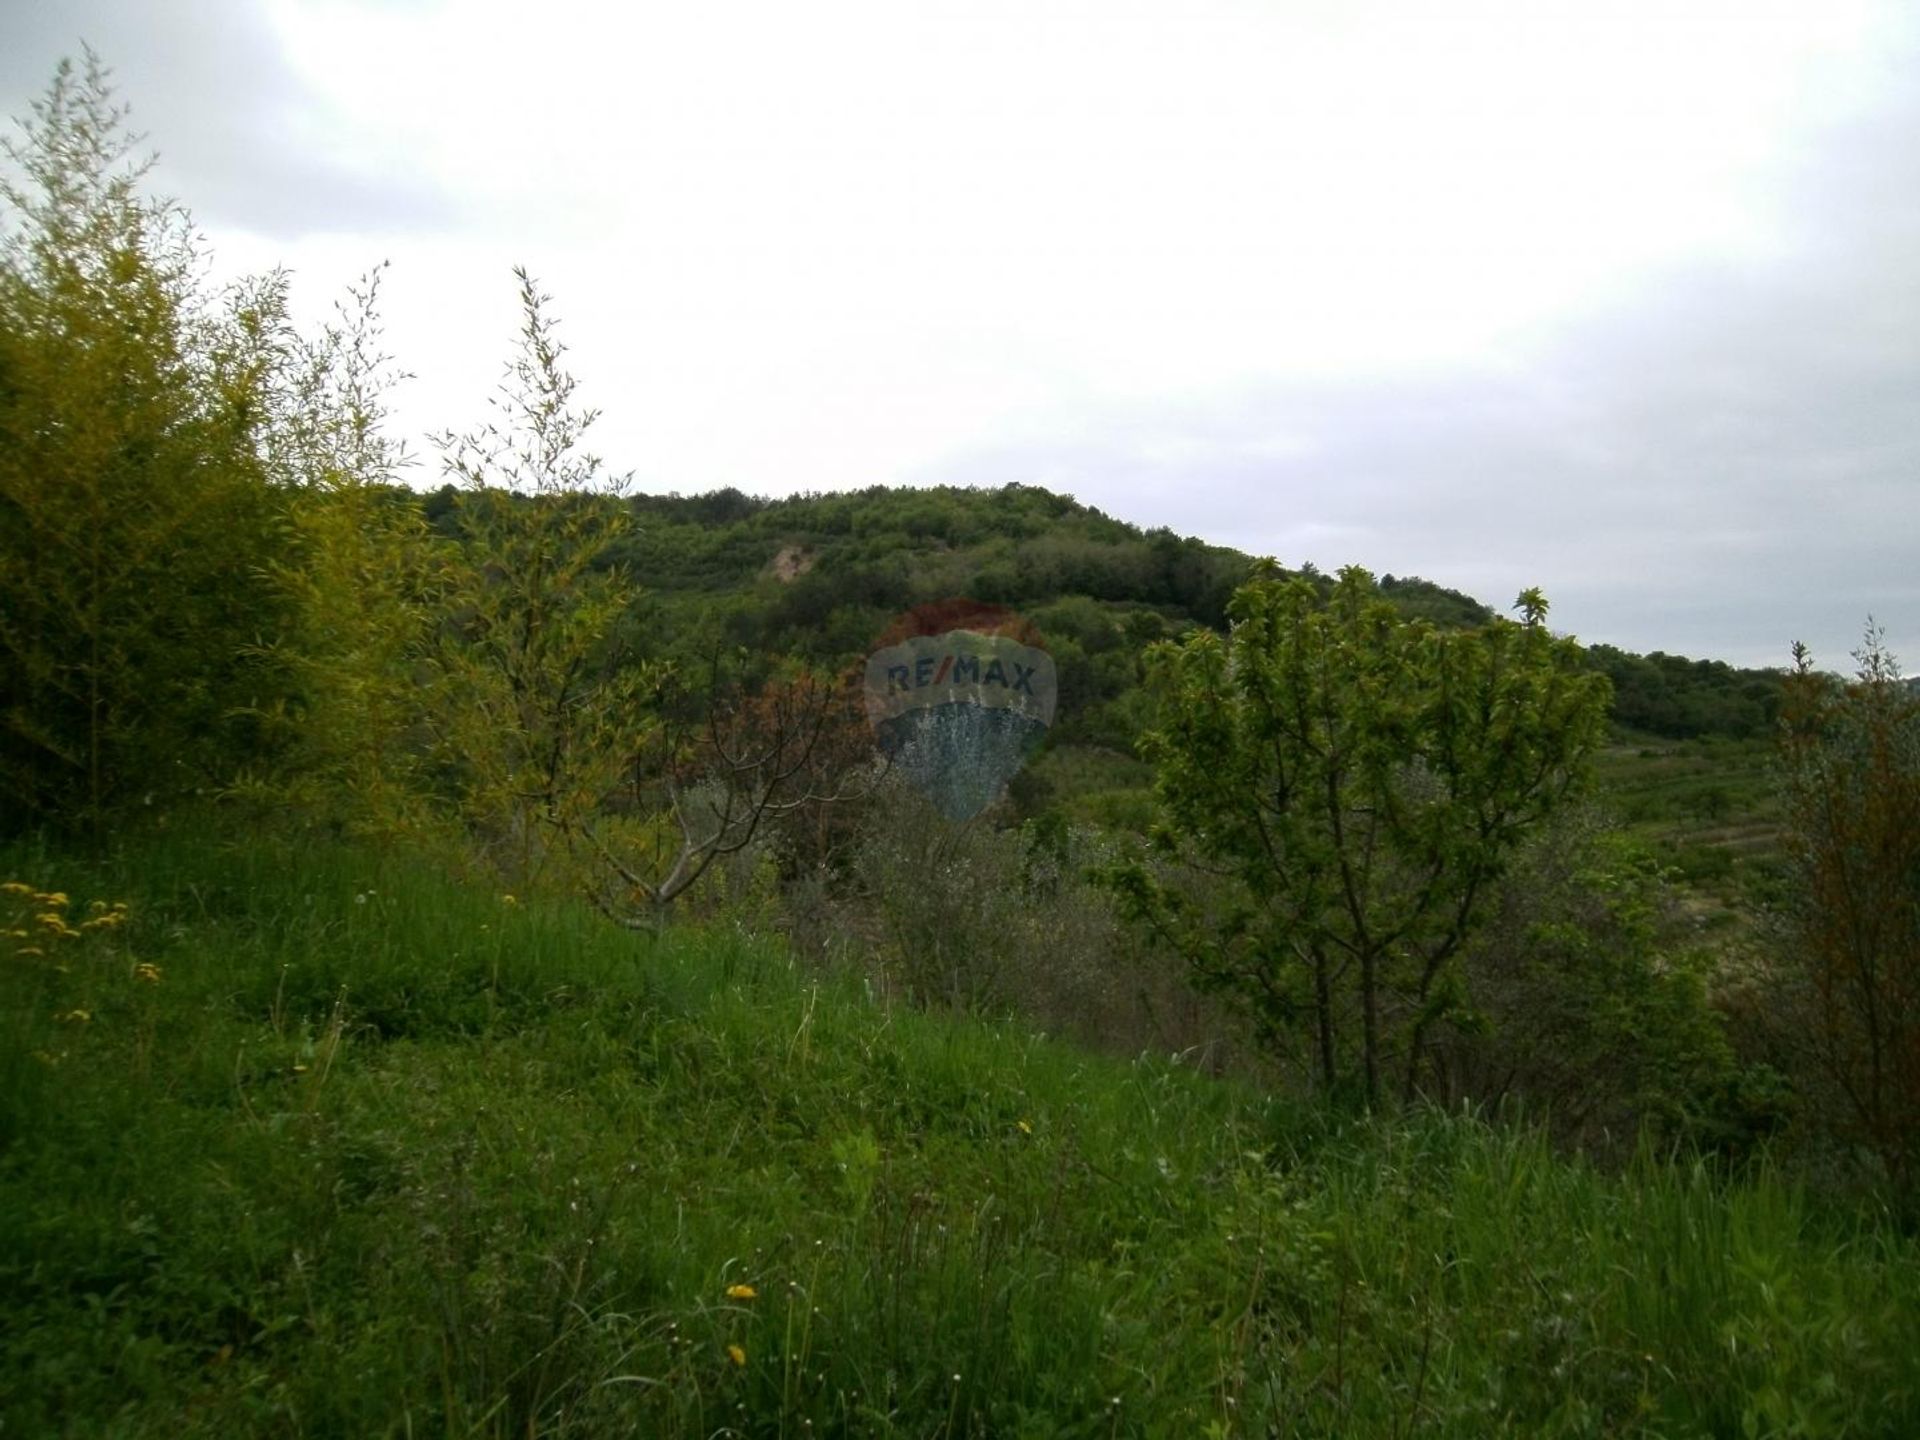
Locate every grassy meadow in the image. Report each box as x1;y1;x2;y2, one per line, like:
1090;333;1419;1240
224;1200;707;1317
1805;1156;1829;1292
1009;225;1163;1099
2;825;1915;1438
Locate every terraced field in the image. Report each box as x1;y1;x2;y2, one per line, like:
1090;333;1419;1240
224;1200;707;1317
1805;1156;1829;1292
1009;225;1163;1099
1595;732;1785;919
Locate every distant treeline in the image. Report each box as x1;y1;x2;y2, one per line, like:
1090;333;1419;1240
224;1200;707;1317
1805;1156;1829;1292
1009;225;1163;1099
1586;645;1784;741
423;481;1784;744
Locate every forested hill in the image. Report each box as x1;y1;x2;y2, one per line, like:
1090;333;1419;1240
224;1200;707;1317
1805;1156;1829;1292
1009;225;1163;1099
423;479;1787;744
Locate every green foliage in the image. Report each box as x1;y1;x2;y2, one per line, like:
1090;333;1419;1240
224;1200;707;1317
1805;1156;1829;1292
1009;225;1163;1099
1115;568;1612;1103
244;266;449;837
606;485;1251;674
1776;627;1920;1202
5;57;1907;1434
1376;571;1497;628
2;826;1916;1436
0;55;293;831
1588;644;1784;740
421;268;654;882
1431;816;1779;1154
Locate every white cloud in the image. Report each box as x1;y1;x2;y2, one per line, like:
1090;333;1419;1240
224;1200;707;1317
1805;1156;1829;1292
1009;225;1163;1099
3;0;1915;664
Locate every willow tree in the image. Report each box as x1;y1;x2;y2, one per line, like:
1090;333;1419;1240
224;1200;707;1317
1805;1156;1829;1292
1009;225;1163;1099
0;54;292;831
1111;566;1610;1103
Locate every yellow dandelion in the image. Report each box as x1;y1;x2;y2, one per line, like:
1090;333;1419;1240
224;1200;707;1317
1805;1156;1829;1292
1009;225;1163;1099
133;963;162;984
727;1344;747;1367
39;892;69;908
726;1283;758;1300
56;1008;90;1024
88;900;107;914
501;893;518;906
0;881;31;895
1017;1118;1033;1135
17;946;43;957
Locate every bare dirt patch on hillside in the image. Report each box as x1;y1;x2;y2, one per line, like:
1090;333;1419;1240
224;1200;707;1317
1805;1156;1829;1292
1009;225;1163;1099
771;545;814;582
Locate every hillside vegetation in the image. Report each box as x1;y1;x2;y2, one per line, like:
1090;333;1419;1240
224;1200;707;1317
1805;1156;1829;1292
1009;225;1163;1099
6;54;1920;1438
537;480;1797;887
4;830;1916;1437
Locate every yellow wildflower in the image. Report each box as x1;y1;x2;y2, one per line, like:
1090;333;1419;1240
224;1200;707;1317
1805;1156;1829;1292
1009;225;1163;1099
727;1344;747;1367
726;1283;758;1300
133;963;162;984
56;1008;90;1024
38;892;68;908
1017;1118;1033;1135
17;946;43;957
0;881;31;895
501;893;518;906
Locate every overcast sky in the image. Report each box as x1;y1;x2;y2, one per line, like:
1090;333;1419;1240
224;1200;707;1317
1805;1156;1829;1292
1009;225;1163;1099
5;0;1916;668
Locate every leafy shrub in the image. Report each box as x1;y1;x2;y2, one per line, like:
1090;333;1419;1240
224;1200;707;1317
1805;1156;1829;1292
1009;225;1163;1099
1424;814;1782;1156
1773;628;1920;1203
0;57;296;829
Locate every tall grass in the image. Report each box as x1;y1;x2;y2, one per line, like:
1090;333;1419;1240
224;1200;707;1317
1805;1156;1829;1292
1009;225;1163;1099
1;823;1914;1436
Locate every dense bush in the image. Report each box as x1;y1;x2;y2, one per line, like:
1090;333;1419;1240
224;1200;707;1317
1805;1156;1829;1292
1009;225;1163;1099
0;57;297;830
1772;630;1920;1204
1426;814;1785;1156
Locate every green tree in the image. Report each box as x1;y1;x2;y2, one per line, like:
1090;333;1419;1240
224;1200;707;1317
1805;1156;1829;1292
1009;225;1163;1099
414;272;877;915
1777;626;1920;1200
1111;567;1610;1103
0;54;292;831
246;264;446;837
422;268;651;882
